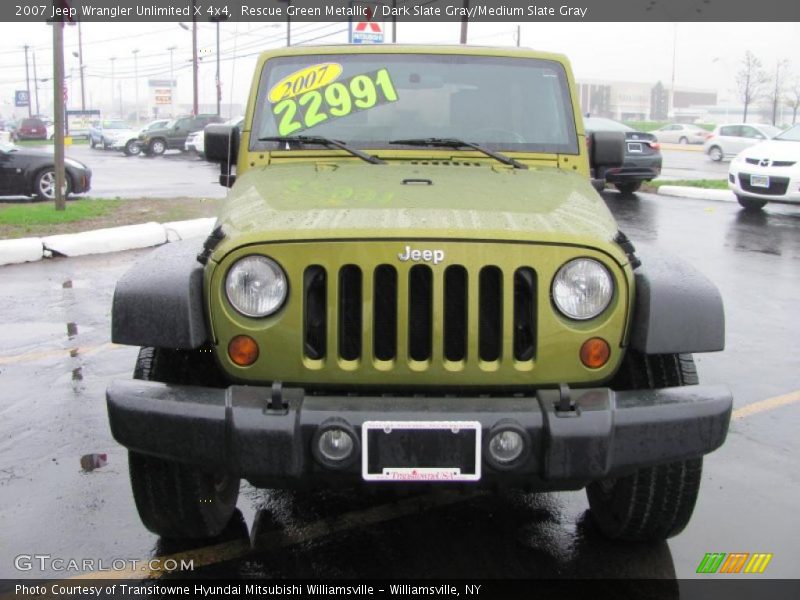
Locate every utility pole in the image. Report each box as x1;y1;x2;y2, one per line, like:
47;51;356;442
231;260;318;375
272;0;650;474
52;18;66;211
669;23;677;119
23;45;32;117
460;0;469;44
278;0;291;46
210;18;223;116
78;21;86;110
132;49;140;125
192;0;199;115
392;0;397;43
32;52;40;116
516;25;521;47
167;46;176;116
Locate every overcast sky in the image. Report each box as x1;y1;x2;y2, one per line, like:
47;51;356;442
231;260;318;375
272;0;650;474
0;21;798;118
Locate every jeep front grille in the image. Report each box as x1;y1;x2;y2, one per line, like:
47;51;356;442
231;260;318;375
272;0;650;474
303;263;537;367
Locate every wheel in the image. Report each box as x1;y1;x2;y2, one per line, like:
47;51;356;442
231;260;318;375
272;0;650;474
614;181;642;196
148;138;166;155
89;137;97;148
34;169;71;201
102;138;111;149
586;352;703;542
708;145;723;161
736;195;767;211
678;136;688;145
123;139;141;156
128;347;239;539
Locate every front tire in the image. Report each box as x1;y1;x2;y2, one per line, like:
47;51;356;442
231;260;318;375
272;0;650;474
737;195;767;211
679;136;688;145
708;145;723;161
128;347;239;539
34;169;71;201
586;353;703;541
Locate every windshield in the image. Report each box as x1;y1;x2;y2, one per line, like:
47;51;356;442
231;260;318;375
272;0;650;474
584;117;633;132
774;124;800;141
251;53;579;154
104;121;129;129
760;125;782;138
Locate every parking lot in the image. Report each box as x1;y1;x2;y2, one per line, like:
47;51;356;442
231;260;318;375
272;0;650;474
0;145;798;581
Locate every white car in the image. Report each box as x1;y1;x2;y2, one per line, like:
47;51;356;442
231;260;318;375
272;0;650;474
185;116;243;158
652;123;711;145
704;123;782;162
728;124;800;210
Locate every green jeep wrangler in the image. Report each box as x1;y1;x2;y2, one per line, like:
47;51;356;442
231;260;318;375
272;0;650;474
107;45;732;542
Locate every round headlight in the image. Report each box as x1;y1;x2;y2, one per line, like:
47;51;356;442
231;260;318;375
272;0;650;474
552;258;613;320
225;255;287;317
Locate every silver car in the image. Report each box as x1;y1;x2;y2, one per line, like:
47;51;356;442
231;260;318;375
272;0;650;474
703;123;782;161
652;123;711;145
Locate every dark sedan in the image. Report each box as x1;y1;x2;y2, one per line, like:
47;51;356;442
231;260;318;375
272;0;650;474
585;117;662;195
0;142;91;200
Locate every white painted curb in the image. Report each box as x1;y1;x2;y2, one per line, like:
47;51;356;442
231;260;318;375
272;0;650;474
0;218;216;267
658;185;736;203
43;222;167;257
0;237;44;265
163;218;216;242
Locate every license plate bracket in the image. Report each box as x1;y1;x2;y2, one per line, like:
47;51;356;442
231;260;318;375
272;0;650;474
627;142;643;153
362;420;482;482
750;174;770;188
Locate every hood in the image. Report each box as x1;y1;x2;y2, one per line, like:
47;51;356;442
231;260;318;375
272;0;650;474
214;161;621;257
739;139;800;162
106;128;137;138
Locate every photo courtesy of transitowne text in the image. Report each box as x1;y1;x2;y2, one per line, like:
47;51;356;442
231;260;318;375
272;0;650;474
0;1;799;599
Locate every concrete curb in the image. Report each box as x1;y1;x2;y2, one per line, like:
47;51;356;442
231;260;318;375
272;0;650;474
657;185;736;203
0;218;216;267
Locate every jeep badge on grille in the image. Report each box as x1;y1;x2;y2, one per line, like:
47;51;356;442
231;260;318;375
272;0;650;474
398;246;445;265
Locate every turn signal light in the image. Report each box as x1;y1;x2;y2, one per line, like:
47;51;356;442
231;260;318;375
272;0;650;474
228;335;259;366
580;337;610;369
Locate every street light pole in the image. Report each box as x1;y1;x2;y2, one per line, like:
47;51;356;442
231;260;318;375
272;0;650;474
132;49;140;125
167;46;177;117
23;45;32;117
32;52;40;116
78;22;86;110
215;20;221;116
192;0;199;115
110;57;115;117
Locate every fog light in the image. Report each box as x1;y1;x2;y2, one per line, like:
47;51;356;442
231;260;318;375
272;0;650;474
228;335;259;366
580;337;610;369
317;428;355;463
488;430;524;464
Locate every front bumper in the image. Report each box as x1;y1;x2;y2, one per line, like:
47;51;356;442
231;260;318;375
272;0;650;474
728;165;800;204
107;381;731;489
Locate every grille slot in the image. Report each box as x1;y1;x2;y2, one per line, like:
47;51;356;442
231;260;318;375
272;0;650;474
738;173;790;196
303;266;327;360
479;266;503;362
513;268;537;361
338;265;362;360
444;266;468;361
408;265;433;361
373;265;398;361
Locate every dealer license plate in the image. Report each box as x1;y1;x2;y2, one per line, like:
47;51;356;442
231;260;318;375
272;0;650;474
750;174;770;188
362;421;481;482
627;142;643;153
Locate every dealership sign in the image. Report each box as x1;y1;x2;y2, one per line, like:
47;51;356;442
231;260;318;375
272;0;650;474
15;90;29;107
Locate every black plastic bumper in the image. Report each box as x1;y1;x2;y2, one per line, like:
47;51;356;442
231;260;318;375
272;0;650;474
106;381;731;488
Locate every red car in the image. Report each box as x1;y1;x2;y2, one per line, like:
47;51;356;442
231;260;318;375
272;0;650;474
15;117;47;141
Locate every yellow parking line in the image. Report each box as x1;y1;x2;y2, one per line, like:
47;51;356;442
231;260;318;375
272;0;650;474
63;490;482;581
732;390;800;420
0;342;123;365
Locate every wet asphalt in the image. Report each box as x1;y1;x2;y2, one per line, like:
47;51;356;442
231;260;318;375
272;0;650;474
0;169;799;581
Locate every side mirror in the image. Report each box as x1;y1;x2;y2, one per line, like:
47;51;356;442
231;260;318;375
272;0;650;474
589;131;625;169
205;124;240;187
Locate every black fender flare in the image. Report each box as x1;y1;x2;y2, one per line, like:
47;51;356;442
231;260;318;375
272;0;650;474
111;239;208;349
629;248;725;354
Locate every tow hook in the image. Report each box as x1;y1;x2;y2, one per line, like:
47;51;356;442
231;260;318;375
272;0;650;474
555;383;578;417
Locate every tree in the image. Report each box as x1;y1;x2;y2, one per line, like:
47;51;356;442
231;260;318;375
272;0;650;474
768;59;790;125
786;78;800;125
735;51;768;122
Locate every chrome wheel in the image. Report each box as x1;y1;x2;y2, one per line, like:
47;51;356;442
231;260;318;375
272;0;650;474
35;170;69;201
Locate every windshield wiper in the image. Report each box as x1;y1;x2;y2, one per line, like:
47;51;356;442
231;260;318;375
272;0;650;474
388;137;528;170
258;135;385;165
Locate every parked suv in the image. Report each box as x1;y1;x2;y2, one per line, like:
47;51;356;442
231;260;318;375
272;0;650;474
15;117;48;141
107;45;731;543
704;123;782;161
138;114;222;155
